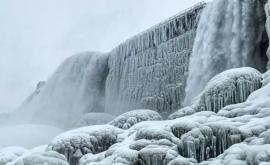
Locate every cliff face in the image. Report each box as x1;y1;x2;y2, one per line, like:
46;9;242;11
105;2;206;116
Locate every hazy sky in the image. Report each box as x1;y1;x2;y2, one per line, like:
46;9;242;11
0;0;205;113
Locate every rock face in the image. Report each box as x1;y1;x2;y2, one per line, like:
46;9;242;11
105;2;206;116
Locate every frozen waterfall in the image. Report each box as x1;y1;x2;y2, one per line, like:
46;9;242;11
11;52;109;129
184;0;268;105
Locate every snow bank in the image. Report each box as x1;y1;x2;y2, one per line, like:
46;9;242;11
109;109;162;129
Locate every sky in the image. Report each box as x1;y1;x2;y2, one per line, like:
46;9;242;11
0;0;205;113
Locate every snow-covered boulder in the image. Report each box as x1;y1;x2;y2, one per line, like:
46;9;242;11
0;147;27;165
48;125;123;165
170;67;262;119
109;109;162;129
73;113;115;128
194;67;262;113
11;151;69;165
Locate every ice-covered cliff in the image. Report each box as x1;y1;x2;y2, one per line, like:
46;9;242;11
12;52;109;128
105;2;206;116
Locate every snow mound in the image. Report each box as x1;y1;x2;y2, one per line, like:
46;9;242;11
170;67;262;119
11;151;69;165
73;113;115;128
48;125;123;165
0;147;27;165
0;124;63;149
109;109;162;129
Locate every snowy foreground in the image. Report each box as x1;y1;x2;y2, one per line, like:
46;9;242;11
2;67;270;165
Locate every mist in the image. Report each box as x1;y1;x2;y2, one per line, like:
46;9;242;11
0;0;203;113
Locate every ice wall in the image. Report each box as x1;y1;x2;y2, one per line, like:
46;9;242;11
12;52;109;129
185;0;268;105
105;2;206;116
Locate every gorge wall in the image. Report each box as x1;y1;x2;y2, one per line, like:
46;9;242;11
105;2;206;116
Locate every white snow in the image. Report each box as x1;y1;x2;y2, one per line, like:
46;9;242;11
109;109;162;129
48;125;123;165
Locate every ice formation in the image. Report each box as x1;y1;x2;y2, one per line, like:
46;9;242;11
12;52;109;129
170;67;262;119
0;145;69;165
48;125;123;165
0;147;27;165
73;113;115;128
105;2;206;116
185;0;268;105
109;109;162;129
4;0;270;164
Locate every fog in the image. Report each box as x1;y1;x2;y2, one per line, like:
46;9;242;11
0;0;205;113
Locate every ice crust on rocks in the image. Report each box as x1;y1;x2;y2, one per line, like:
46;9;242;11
0;147;27;165
54;67;270;165
48;125;123;165
0;146;69;165
10;68;266;165
109;109;162;129
169;67;262;119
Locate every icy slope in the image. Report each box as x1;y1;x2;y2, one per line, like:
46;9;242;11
185;0;268;105
12;52;109;129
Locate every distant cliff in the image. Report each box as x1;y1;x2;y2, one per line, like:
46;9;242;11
105;2;206;116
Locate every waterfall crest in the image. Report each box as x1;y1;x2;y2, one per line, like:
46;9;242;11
184;0;268;105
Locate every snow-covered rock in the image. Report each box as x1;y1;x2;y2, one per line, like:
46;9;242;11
12;52;109;129
169;67;262;119
0;147;27;165
193;67;262;113
0;146;68;165
109;109;162;129
73;113;115;128
48;125;123;165
11;151;69;165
